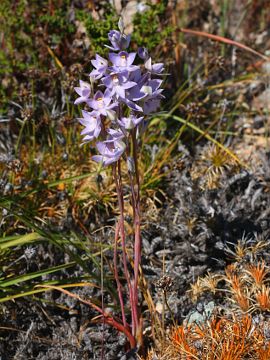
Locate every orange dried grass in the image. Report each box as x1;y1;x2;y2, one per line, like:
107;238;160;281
256;285;270;311
246;261;269;288
169;315;268;360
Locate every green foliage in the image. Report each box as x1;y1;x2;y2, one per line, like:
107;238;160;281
1;0;36;70
0;195;116;302
76;4;118;57
39;7;76;46
0;0;79;113
0;0;77;69
132;0;173;53
0;0;27;74
76;1;173;57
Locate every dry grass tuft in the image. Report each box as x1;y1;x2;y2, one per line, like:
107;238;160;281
143;236;270;360
191;145;239;189
143;315;270;360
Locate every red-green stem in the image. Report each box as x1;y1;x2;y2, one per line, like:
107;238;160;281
113;220;127;328
41;285;136;348
113;162;137;337
106;317;136;348
180;27;269;61
127;167;140;334
131;128;142;339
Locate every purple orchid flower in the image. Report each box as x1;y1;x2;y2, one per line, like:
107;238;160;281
90;54;108;80
107;30;131;51
78;110;101;143
74;80;91;105
140;79;164;114
126;84;147;102
102;71;136;98
74;25;164;164
145;57;164;75
129;68;149;86
118;115;144;130
120;70;147;110
109;51;138;73
136;79;164;115
87;89;117;117
141;79;164;99
92;139;126;166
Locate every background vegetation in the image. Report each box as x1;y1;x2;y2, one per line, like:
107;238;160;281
0;0;270;358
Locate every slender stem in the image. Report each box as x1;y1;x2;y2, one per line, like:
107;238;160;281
113;219;127;328
31;119;36;162
106;317;136;349
127;169;140;335
132;129;141;201
127;158;137;223
164;291;177;328
117;160;138;334
113;162;137;337
131;129;141;333
162;291;165;341
15;119;27;157
41;285;136;348
101;229;105;360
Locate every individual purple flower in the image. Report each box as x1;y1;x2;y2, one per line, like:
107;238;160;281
87;89;117;117
78;110;101;143
141;79;164;98
118;115;144;130
141;79;164;114
121;70;147;110
90;54;108;80
92;139;126;166
126;84;147;102
74;80;91;105
145;57;164;75
129;68;149;87
102;71;136;98
107;30;131;51
138;47;149;60
109;51;138;73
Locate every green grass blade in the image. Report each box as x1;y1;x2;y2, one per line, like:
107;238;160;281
160;114;244;166
0;263;75;288
0;232;45;249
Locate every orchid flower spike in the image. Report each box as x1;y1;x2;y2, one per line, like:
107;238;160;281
74;20;165;167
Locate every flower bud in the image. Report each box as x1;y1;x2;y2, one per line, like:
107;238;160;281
118;17;124;33
138;47;149;60
127;156;135;174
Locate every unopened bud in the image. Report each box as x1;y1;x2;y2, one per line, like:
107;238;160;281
138;47;149;60
127;156;135;174
118;17;124;33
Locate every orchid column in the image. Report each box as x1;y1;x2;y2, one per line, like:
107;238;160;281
74;20;164;347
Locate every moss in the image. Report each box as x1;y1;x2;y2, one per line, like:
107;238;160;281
132;0;173;53
76;4;118;57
